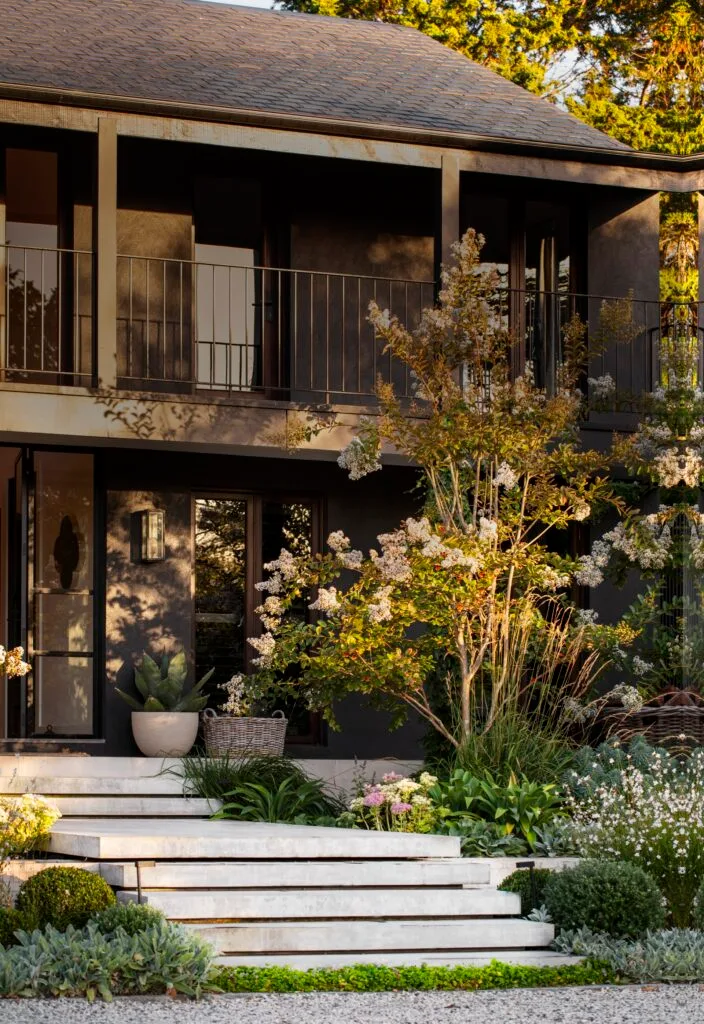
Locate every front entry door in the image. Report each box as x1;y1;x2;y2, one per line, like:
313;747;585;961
5;449;96;739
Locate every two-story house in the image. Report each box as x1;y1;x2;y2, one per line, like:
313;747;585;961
0;0;689;757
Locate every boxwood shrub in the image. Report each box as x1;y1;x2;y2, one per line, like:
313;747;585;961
543;860;665;938
92;901;165;936
0;908;27;948
17;866;116;931
498;868;554;916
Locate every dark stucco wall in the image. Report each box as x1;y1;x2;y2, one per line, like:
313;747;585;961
100;449;426;758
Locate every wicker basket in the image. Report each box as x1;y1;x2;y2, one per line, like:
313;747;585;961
202;708;288;757
608;691;704;751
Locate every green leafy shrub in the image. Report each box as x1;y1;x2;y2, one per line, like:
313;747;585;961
429;770;564;850
17;867;116;931
498;868;554;916
544;860;665;938
211;959;615;993
0;795;61;859
213;775;342;824
441;819;529;857
0;919;216;1000
0;908;27;948
553;927;704;983
92;901;165;935
116;650;213;712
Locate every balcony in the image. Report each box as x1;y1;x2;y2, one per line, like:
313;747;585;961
116;255;435;404
0;245;686;418
0;245;94;384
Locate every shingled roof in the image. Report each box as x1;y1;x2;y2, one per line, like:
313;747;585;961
1;0;628;153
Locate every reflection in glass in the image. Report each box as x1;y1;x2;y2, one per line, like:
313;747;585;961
195;499;247;696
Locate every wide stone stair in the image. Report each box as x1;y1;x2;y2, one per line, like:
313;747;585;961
0;755;573;968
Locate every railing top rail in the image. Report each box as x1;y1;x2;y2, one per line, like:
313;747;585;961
116;252;435;286
0;243;94;256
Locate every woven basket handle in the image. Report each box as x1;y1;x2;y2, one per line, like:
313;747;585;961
271;710;286;720
202;707;218;720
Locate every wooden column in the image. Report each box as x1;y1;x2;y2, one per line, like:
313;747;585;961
438;152;461;275
96;118;118;389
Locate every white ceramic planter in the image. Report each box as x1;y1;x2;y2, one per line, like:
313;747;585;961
131;711;199;757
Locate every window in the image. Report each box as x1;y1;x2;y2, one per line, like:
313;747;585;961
194;495;321;742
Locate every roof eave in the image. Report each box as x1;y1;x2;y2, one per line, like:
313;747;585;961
0;79;689;172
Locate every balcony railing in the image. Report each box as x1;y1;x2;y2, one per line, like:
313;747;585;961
116;255;435;402
0;245;94;383
1;244;694;415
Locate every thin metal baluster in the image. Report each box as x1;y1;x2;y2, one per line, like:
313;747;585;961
372;279;378;391
242;265;247;393
292;270;298;391
40;250;46;372
259;266;265;392
309;275;314;392
277;270;282;392
74;252;79;375
23;248;28;370
226;265;231;390
163;259;167;383
357;277;361;395
56;249;62;374
211;264;216;389
145;258;151;382
325;274;330;403
179;261;184;382
341;275;346;395
128;258;134;381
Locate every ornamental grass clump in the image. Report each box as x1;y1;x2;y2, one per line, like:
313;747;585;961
565;747;704;927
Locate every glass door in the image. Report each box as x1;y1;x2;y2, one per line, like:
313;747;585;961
4;449;96;738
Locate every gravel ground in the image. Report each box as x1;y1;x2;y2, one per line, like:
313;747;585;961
1;988;703;1024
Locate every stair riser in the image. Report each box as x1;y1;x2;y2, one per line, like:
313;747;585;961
47;798;219;817
0;777;184;796
118;887;520;918
214;952;582;969
102;860;491;889
190;919;555;953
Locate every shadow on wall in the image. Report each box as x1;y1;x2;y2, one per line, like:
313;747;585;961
104;490;193;753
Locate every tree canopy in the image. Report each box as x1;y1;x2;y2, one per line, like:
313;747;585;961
277;0;704;154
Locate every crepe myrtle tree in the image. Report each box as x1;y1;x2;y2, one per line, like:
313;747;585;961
246;231;620;748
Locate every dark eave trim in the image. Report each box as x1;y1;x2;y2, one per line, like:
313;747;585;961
0;79;686;172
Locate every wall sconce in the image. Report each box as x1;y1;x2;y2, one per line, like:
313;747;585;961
136;509;166;562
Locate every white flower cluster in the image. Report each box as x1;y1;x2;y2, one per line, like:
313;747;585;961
587;373;616;399
575;608;599;626
574;539;611;588
370;529;413;583
367;585;393;624
631;655;654;678
337;435;382;481
607;682;644;712
219;673;252;717
248;632;276;668
493;461;519;490
309;586;341;616
255;547;301;596
0;645;30;677
653;447;703;488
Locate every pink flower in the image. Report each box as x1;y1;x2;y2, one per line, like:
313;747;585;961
382;772;403;782
362;791;385;807
390;802;412;814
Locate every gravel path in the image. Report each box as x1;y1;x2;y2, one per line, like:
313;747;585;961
0;988;702;1024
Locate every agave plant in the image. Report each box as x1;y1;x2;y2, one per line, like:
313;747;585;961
116;651;214;712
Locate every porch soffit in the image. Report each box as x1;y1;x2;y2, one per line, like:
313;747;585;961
0;97;692;194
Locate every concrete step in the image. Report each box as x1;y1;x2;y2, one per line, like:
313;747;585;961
0;756;183;777
191;919;555;954
48;797;218;817
214;951;583;969
48;819;461;860
0;776;184;796
101;858;491;889
118;887;519;919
